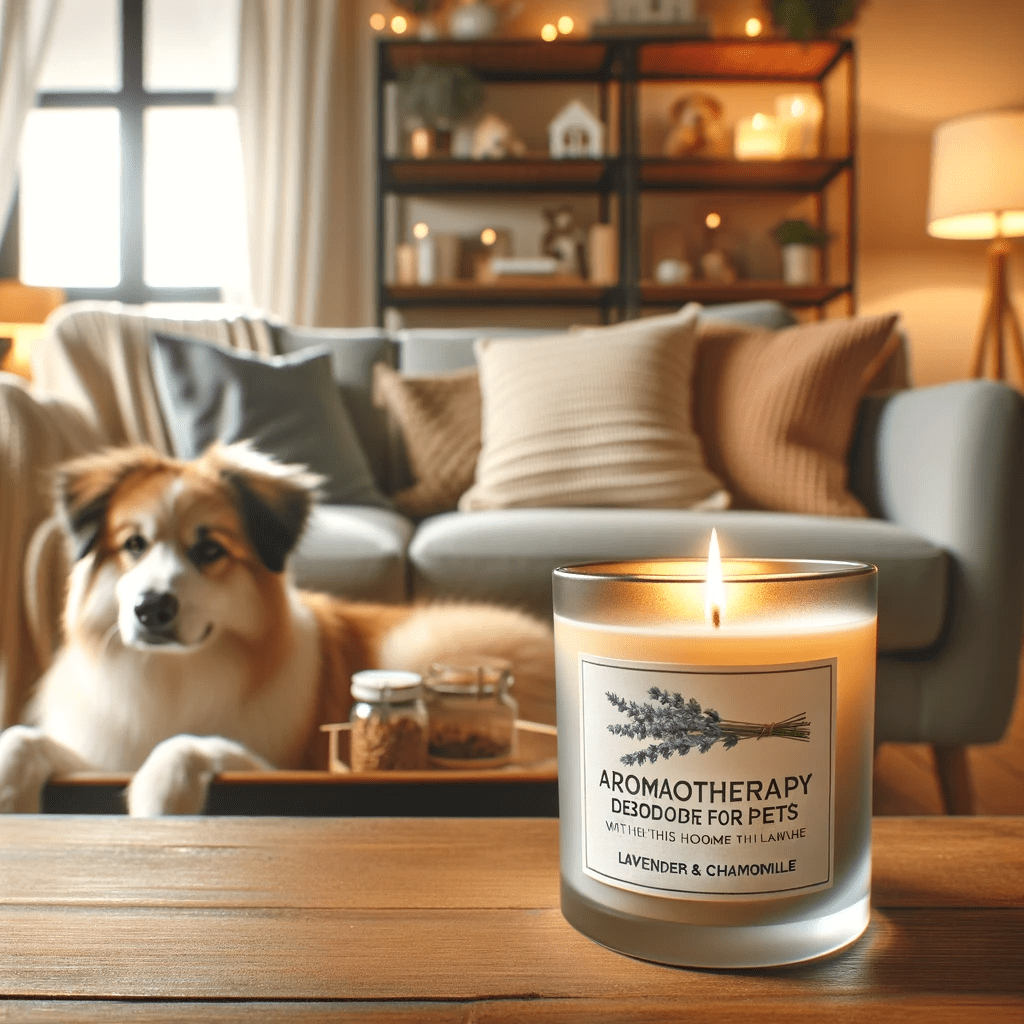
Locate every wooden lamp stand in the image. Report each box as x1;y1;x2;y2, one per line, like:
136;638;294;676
971;237;1024;382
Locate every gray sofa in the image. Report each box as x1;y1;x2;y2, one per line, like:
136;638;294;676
3;299;1022;814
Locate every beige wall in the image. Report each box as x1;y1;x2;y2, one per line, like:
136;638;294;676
331;1;1024;386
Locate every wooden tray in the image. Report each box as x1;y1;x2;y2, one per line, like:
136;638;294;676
320;719;558;782
43;722;559;815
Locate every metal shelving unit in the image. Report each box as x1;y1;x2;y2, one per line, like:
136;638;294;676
375;36;856;325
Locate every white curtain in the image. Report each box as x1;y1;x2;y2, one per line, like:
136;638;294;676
0;0;59;233
236;0;338;326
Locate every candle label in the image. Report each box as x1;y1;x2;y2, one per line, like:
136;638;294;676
579;655;835;900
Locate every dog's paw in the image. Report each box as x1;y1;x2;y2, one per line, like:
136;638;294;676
0;725;92;813
127;735;271;816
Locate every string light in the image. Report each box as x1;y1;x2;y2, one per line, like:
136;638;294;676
557;15;575;34
541;23;558;41
391;14;408;33
413;222;429;239
745;17;763;37
481;228;497;245
705;212;722;229
369;12;386;31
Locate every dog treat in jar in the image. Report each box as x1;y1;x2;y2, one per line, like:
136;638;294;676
349;670;428;771
425;657;518;768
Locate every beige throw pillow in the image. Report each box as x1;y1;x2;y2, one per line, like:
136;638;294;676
373;363;481;519
459;308;729;512
692;311;901;517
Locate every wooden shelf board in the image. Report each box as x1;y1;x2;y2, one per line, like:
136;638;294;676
641;280;851;307
385;279;611;306
386;157;613;192
641;157;849;191
381;39;612;81
638;38;848;80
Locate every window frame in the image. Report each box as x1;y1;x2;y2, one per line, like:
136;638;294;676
33;0;228;303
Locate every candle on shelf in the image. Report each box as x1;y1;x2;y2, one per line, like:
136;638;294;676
775;93;823;158
734;113;785;160
395;242;417;285
413;222;435;286
410;127;431;159
553;531;877;968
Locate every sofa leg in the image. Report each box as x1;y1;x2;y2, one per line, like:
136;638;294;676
932;745;976;815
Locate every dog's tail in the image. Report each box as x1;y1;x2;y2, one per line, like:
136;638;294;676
377;602;556;727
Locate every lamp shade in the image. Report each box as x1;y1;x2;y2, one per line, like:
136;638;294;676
928;109;1024;239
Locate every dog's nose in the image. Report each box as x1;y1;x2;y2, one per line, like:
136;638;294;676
134;591;179;631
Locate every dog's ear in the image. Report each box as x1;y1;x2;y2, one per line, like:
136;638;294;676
53;446;169;561
207;443;321;573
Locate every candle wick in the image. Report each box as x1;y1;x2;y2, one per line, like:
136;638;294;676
712;606;721;629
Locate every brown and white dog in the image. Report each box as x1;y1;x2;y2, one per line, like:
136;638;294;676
0;442;554;815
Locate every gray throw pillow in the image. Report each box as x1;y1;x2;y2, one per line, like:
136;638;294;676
150;330;391;509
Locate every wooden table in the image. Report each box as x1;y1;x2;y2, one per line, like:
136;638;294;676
2;816;1022;1021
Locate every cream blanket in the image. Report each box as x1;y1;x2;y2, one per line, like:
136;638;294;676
1;302;275;728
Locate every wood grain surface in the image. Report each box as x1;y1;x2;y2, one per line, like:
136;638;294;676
2;817;1022;1021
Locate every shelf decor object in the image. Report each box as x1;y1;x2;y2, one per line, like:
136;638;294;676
775;93;823;157
928;109;1024;382
552;541;878;967
734;112;786;160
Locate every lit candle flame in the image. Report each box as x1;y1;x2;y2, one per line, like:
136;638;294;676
705;529;725;628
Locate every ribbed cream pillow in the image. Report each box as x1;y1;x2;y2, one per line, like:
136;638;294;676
459;307;729;512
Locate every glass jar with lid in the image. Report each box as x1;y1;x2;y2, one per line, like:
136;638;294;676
349;670;428;771
425;657;519;768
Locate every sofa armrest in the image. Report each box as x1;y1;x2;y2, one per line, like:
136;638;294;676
0;374;104;728
851;380;1024;742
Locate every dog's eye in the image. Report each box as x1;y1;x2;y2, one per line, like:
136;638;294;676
123;534;147;557
191;538;227;567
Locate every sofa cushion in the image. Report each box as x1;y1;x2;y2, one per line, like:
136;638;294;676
275;327;398;493
150;330;391;509
459;307;729;512
693;312;901;517
408;508;947;654
372;363;481;519
289;505;413;604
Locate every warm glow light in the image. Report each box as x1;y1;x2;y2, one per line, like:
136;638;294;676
413;221;429;239
391;14;407;33
369;12;386;31
557;15;574;33
704;529;725;628
705;212;722;229
480;227;497;245
745;17;762;36
410;127;431;159
789;97;806;117
752;112;768;130
541;22;558;41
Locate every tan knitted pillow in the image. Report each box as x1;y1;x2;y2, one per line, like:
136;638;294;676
459;309;729;512
373;363;481;519
692;312;901;516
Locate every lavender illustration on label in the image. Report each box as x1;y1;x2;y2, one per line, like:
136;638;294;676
607;687;811;767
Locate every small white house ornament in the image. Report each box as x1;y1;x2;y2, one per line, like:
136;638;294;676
548;100;604;159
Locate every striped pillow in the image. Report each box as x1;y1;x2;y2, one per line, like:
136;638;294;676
692;312;901;516
373;363;481;519
459;308;728;512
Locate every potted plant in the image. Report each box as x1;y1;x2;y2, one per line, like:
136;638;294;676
400;63;485;156
771;219;830;285
766;0;865;41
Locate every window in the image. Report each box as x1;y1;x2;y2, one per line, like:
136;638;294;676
18;0;248;302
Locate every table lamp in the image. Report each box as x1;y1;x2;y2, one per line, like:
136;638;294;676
928;109;1024;381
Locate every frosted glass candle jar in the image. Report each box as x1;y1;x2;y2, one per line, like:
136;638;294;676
553;558;877;968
